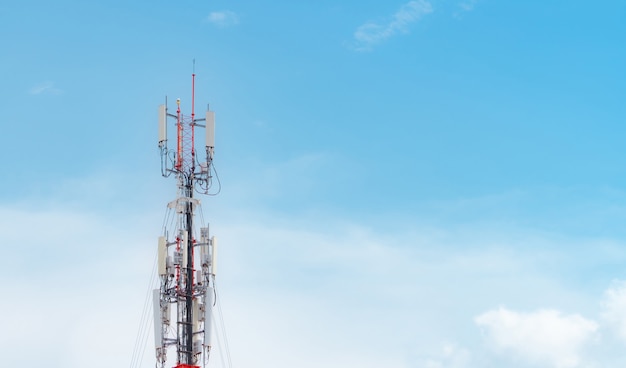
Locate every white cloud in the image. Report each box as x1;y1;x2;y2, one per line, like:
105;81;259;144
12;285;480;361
414;343;471;368
0;205;156;368
353;0;433;51
601;280;626;341
453;0;479;19
6;172;626;368
207;10;239;27
458;0;478;12
475;307;598;368
29;81;62;95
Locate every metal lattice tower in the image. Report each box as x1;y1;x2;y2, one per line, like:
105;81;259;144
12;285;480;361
154;73;218;368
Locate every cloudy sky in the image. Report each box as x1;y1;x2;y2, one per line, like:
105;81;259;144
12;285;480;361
1;0;626;367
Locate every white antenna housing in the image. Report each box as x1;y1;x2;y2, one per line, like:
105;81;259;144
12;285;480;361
200;227;209;242
158;104;167;144
158;236;167;276
204;286;214;347
201;244;209;266
193;299;200;331
205;111;215;148
211;236;217;276
193;339;203;355
153;289;163;347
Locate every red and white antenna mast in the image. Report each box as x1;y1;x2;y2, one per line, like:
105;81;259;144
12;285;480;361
155;69;218;368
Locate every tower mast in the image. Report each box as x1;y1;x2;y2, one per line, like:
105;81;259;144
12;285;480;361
155;72;218;368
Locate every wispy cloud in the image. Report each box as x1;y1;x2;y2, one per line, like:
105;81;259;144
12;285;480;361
352;0;433;51
29;81;62;95
475;308;598;368
0;203;157;368
458;0;479;12
207;10;239;28
454;0;480;18
601;280;626;341
414;343;471;368
9;169;626;368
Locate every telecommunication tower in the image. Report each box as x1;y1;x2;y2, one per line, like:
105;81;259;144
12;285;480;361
154;72;219;368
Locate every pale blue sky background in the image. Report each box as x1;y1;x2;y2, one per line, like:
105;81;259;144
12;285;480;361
1;1;626;367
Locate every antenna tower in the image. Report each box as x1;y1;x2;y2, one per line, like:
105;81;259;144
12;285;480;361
155;72;219;368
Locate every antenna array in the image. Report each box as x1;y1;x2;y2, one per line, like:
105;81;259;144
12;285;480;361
154;73;219;368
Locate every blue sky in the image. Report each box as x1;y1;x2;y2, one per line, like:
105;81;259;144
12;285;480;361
2;1;626;367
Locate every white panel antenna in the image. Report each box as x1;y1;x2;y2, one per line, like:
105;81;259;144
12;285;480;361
211;236;217;276
193;339;203;355
193;299;200;331
158;236;167;276
204;287;214;347
205;111;215;148
158;104;167;144
153;289;163;347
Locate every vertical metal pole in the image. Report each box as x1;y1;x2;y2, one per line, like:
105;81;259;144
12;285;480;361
185;178;194;365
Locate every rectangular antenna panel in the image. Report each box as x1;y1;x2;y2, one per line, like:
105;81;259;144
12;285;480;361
200;227;209;242
205;111;215;148
173;251;182;265
193;338;203;355
201;243;209;266
162;299;170;324
193;299;200;331
158;105;167;143
211;236;217;276
204;286;214;347
158;236;167;276
152;289;163;347
166;256;174;276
